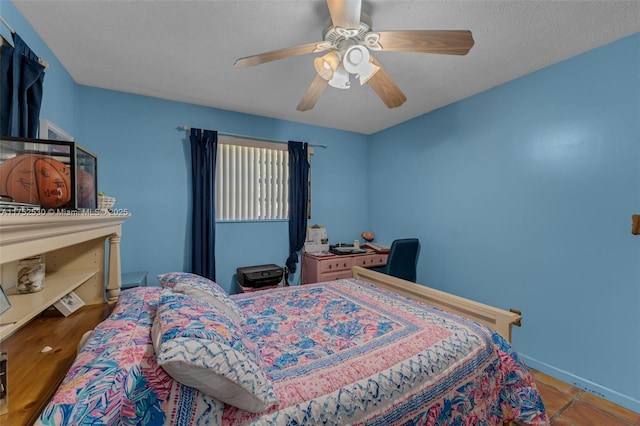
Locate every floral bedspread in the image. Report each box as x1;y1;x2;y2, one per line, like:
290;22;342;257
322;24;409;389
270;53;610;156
38;280;549;426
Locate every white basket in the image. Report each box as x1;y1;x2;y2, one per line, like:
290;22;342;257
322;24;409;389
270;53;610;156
97;196;116;210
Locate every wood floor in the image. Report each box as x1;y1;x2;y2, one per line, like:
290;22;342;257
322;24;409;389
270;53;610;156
519;369;640;425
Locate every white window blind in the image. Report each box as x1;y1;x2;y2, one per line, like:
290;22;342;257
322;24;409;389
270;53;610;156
216;138;290;221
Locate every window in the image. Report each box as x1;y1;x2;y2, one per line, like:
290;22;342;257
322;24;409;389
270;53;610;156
216;137;311;221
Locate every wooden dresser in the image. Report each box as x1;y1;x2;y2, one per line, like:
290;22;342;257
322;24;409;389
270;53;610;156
302;251;387;284
0;213;128;425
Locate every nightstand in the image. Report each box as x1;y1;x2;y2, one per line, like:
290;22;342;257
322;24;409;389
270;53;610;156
121;271;148;290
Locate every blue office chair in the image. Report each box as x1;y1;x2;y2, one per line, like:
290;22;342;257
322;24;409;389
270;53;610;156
371;238;420;282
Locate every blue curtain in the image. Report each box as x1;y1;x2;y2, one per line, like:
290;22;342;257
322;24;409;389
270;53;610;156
189;128;218;281
0;33;46;138
286;141;310;278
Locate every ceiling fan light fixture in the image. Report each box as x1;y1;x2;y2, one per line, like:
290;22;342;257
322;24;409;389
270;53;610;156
343;45;379;85
328;65;350;89
314;51;341;80
357;62;380;85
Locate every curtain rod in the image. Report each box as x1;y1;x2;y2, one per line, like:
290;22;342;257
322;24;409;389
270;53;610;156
0;16;15;34
180;125;327;149
0;15;49;68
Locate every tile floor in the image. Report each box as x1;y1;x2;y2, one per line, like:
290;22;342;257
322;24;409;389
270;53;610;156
519;369;640;425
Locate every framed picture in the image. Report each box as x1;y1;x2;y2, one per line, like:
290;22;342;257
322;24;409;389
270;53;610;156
53;291;85;316
39;119;74;141
0;286;10;316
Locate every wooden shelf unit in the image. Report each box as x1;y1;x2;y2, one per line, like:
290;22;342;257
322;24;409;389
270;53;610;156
1;269;98;340
0;213;129;424
0;214;128;337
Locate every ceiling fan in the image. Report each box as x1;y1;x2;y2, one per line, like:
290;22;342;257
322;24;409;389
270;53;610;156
234;0;474;112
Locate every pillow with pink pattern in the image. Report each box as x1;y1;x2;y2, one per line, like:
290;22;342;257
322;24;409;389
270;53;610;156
157;272;246;325
152;289;278;413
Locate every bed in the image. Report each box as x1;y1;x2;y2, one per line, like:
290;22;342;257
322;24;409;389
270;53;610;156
37;269;549;425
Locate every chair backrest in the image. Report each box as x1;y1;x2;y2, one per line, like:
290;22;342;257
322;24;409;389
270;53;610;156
385;238;420;282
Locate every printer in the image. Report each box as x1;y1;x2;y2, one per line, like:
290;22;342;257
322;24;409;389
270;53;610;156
236;264;284;288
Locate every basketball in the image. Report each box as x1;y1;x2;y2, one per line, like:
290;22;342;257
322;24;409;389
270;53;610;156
0;154;72;208
76;168;95;208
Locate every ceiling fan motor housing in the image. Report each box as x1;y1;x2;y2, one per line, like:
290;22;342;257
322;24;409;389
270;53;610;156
321;11;372;45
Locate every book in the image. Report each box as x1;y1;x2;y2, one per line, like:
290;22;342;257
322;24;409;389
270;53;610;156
330;247;367;255
363;243;390;253
53;291;85;317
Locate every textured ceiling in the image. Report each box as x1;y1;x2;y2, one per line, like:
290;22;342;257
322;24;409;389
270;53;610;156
13;0;640;134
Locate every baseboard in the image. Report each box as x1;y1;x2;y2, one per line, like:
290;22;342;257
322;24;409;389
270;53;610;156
521;354;640;414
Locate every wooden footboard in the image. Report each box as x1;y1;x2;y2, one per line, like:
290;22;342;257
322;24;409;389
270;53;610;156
352;266;521;343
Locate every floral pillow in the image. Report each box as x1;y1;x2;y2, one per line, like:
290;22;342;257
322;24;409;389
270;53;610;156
152;289;278;413
157;272;246;325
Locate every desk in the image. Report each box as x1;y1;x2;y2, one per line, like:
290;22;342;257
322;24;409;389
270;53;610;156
302;251;387;284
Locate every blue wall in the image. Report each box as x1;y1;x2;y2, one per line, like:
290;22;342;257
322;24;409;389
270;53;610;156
4;0;639;413
75;87;370;292
369;33;640;411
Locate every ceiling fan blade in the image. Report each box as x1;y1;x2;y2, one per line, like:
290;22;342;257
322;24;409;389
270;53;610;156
326;0;362;29
377;30;474;55
235;42;325;67
297;74;329;111
367;56;407;109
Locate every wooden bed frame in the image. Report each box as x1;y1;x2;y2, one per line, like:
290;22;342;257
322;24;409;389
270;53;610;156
352;266;522;343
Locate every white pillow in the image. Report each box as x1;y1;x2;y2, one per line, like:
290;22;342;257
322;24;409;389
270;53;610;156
157;272;246;325
152;290;278;413
77;329;93;353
